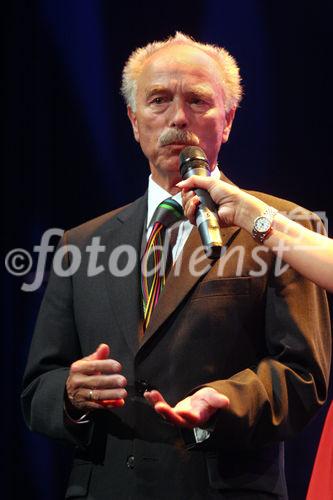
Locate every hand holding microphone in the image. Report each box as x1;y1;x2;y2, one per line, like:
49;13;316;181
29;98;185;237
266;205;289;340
178;146;223;259
177;156;269;236
178;146;224;259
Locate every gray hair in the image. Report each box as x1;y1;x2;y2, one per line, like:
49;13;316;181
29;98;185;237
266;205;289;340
121;32;242;113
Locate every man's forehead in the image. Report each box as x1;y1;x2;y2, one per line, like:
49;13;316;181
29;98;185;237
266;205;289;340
138;44;223;90
144;82;215;97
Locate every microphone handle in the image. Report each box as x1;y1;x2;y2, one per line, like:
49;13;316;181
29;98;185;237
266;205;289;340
195;188;223;259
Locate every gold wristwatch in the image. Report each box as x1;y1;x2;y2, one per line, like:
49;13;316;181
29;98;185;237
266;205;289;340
252;206;278;243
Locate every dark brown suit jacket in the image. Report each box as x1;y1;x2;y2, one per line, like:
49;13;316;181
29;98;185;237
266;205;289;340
21;185;331;499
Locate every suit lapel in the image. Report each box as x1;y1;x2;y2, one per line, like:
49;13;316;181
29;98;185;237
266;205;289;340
139;223;240;350
101;194;147;355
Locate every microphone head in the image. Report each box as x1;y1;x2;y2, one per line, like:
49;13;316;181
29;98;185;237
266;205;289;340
179;145;207;165
179;146;209;178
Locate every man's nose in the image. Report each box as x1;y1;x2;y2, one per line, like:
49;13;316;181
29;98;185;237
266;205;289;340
168;100;188;129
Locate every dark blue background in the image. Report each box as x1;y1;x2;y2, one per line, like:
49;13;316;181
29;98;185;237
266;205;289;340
3;1;332;498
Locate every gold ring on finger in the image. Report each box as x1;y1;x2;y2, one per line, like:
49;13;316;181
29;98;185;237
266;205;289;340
89;389;94;401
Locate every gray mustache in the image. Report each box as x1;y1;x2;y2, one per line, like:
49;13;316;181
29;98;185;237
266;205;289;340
159;129;199;147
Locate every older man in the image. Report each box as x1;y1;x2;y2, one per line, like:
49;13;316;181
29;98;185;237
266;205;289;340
22;33;331;499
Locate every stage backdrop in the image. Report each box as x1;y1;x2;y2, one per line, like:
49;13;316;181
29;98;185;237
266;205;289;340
3;1;332;499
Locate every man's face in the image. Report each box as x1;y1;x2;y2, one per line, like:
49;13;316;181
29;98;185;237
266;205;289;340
128;44;235;190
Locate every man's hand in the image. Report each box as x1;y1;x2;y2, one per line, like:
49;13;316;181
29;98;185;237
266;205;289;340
65;343;127;412
144;387;229;428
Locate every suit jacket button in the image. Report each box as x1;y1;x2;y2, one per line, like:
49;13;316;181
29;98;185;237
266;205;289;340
126;455;135;469
135;379;151;396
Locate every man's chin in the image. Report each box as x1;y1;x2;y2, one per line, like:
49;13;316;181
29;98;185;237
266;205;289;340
163;157;182;173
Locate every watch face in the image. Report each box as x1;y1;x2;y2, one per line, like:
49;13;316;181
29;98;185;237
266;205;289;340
254;216;271;233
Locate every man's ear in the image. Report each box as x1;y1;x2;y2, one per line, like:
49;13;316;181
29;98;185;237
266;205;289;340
222;107;236;144
127;106;140;143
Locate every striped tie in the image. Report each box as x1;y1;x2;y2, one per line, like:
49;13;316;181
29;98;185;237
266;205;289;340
141;198;183;330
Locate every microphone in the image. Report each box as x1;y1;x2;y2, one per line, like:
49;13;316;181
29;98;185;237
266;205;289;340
179;146;223;259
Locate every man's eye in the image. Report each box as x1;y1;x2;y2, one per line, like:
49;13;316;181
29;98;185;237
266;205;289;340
191;98;205;105
150;97;165;104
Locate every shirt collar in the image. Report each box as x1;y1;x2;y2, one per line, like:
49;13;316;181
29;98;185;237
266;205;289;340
146;164;221;229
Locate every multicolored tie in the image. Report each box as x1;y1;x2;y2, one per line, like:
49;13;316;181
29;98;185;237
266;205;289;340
141;198;183;330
